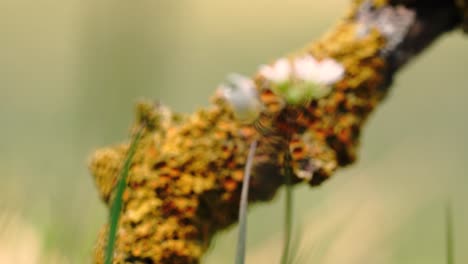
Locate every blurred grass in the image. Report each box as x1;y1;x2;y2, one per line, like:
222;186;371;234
446;202;454;264
1;0;467;263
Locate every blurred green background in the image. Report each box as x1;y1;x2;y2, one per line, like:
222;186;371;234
1;0;467;263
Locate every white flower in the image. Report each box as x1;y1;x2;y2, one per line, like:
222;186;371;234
258;58;291;83
220;73;262;123
293;55;321;82
293;55;345;85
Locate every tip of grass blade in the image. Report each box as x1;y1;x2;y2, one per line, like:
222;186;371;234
235;140;258;264
105;125;144;264
445;200;454;264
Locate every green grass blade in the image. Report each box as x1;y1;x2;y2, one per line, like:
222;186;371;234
105;125;144;264
280;150;294;264
235;140;258;264
445;201;454;264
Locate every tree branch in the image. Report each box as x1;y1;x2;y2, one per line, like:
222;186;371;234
89;0;464;263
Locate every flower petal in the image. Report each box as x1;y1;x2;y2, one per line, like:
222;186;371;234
259;58;291;83
315;58;345;85
293;55;320;82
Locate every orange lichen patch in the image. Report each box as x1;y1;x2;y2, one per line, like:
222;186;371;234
289;137;308;160
239;126;257;139
231;170;244;181
222;178;239;192
257;87;286;114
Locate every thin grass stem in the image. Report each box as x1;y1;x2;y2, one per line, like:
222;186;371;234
235;140;258;264
281;150;294;264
